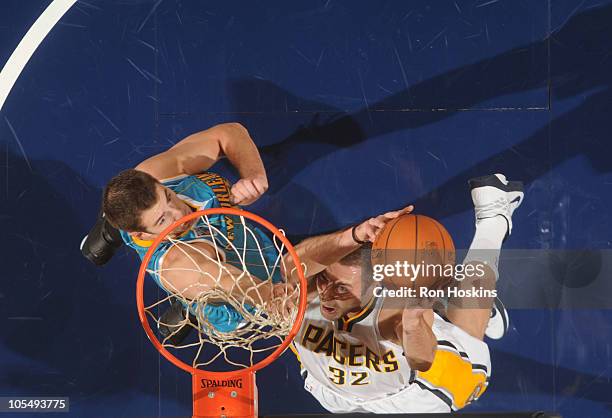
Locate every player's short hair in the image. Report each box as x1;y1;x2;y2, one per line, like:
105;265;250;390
336;244;376;299
338;243;373;274
102;169;160;231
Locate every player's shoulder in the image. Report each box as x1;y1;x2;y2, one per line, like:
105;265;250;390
159;173;191;187
191;171;231;186
161;171;229;191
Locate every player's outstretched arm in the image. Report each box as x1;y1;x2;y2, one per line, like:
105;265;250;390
136;123;268;205
286;205;414;280
395;307;437;372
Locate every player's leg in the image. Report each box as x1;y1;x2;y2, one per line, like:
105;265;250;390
446;217;504;340
446;174;523;340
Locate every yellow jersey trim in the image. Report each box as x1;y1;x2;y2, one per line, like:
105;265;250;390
336;296;376;332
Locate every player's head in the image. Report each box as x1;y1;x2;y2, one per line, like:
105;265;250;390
316;247;373;320
103;169;191;238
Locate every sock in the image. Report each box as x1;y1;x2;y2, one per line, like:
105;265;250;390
462;215;507;280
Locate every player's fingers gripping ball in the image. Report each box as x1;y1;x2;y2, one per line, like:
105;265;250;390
371;214;456;292
356;205;414;242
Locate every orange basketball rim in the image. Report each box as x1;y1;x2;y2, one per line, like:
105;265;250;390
136;207;307;418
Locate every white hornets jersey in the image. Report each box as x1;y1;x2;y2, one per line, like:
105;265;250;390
294;296;413;402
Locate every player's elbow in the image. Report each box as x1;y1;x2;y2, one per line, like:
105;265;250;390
224;121;247;131
408;357;433;372
406;346;436;372
218;122;249;140
210;123;251;154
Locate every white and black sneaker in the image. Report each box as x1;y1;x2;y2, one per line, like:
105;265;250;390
485;297;509;340
468;173;524;238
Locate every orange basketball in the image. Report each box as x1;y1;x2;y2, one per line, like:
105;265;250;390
371;214;455;291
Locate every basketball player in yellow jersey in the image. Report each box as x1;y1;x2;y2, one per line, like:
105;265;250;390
291;174;523;413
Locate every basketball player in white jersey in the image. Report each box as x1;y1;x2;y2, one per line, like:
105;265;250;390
292;174;523;413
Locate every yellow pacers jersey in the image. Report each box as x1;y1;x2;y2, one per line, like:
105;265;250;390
295;296;413;402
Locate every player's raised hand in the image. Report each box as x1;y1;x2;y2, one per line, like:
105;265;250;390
230;176;269;206
353;205;414;243
268;282;298;317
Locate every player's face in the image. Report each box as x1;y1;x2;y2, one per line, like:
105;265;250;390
138;184;193;237
316;262;363;321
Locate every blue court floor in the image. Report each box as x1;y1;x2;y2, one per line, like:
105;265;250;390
1;1;611;417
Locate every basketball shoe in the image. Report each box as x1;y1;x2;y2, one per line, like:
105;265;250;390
468;173;523;339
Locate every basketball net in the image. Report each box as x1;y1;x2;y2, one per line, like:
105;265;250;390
136;208;307;418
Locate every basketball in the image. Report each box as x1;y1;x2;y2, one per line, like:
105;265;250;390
371;214;455;291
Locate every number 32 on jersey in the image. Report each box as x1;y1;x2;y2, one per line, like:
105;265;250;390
328;366;370;386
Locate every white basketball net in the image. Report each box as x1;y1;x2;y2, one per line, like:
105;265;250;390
142;212;302;370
